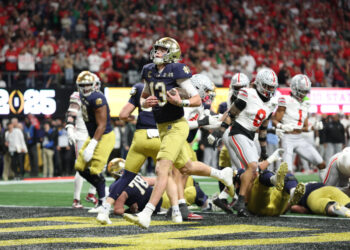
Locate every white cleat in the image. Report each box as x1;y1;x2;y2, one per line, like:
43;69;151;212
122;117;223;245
88;205;104;213
172;213;183;223
332;203;350;218
275;162;288;191
96;210;112;225
123;212;151;229
220;167;235;197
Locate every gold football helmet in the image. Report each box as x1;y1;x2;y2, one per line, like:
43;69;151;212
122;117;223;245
150;37;181;65
76;71;96;96
107;158;125;179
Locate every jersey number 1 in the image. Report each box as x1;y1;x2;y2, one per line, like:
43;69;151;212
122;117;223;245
298;109;302;126
150;81;167;107
253;109;266;127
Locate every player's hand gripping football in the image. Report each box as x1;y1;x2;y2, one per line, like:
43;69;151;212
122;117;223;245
166;88;182;106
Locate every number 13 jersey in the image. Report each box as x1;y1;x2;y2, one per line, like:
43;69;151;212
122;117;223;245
141;62;192;123
231;88;275;140
278;95;308;130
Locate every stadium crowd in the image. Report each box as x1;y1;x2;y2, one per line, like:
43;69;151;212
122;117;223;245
0;0;349;88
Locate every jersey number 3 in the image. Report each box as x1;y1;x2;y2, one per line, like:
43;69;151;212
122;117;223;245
253;109;266;127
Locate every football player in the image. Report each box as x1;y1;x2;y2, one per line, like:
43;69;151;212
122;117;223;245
74;71;115;208
66;74;101;208
321;147;350;196
226;68;281;217
290;182;350;218
107;158;209;219
123;37;234;229
233;162;306;216
272;74;325;173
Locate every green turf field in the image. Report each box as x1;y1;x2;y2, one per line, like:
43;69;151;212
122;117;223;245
0;173;320;208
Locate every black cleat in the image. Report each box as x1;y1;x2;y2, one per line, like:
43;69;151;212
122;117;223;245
213;198;233;214
179;203;189;220
237;207;253;217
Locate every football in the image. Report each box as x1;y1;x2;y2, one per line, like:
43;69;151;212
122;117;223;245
169;87;190;99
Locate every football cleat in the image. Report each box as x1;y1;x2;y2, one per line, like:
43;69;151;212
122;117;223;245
123;212;151;229
275;162;288;191
179;203;189;220
96;209;112;225
172;212;183;223
289;183;306;206
201;201;213;212
187;213;203;220
219;168;235;197
332;203;350;218
237;207;253;217
72;199;83;209
85;193;98;205
213;198;233;214
88;205;104;213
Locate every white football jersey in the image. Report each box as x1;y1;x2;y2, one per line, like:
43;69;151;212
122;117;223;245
235;88;275;132
278;95;309;130
69;92;88;141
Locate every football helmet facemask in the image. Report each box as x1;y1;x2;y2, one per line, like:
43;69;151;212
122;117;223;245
92;73;101;91
150;37;181;65
76;71;97;97
255;68;278;99
107;158;125;179
230;73;250;97
290;74;311;102
190;74;216;104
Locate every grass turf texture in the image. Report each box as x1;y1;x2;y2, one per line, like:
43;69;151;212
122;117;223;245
0;174;320;208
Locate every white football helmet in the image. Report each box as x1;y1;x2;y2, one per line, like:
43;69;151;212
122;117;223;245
107;158;125;179
150;37;181;65
190;74;216;104
337;147;350;177
230;73;250;97
291;74;311;102
76;71;97;97
255;68;278;99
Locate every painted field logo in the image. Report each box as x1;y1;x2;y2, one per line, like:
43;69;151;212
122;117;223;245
0;216;350;249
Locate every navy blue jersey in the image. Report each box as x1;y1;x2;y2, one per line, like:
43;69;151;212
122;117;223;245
129;83;157;130
80;91;113;138
124;175;162;212
298;182;325;211
141;62;192;123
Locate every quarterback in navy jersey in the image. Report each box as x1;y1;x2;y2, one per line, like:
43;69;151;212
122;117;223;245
120;37;235;229
74;71;115;207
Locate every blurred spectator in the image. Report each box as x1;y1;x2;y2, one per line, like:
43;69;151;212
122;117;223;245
63;52;74;85
123;119;136;159
108;118;125;162
0;122;6;178
46;58;62;88
24;116;39;177
56;119;71;176
74;51;89;72
5;119;27;180
18;47;35;88
324;114;345;163
87;48;104;73
2;122;14;181
42;122;55;178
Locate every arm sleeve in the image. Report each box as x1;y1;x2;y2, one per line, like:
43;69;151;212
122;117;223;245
177;78;198;97
234;98;247;111
278;96;287;107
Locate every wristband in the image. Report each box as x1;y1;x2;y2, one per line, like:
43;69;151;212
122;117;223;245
181;100;190;107
276;123;282;129
221;122;229;129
